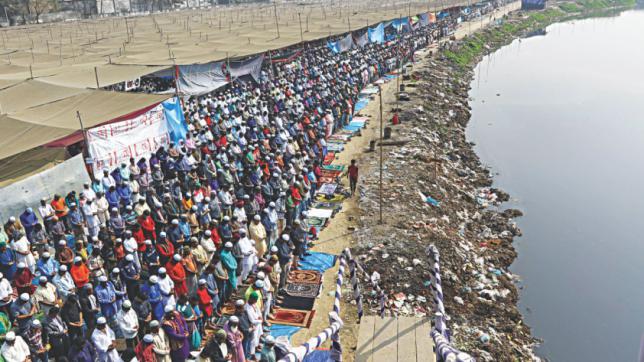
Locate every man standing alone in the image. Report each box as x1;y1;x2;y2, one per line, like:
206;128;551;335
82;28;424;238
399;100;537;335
347;159;359;197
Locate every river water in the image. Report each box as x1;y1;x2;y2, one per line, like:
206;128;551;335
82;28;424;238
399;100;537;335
467;9;644;361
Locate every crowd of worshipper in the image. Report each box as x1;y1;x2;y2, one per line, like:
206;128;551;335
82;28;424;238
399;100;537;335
0;16;449;362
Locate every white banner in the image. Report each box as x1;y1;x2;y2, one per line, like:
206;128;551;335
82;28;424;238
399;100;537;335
87;103;170;174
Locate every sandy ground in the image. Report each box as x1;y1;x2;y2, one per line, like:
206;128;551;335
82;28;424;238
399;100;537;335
287;2;521;360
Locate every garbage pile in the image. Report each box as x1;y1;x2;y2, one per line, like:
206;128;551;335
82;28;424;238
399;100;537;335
351;53;540;360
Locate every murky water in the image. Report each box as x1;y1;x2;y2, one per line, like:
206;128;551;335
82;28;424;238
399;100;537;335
467;9;644;361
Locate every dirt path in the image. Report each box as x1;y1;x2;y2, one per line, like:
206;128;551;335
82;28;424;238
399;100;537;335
287;2;521;360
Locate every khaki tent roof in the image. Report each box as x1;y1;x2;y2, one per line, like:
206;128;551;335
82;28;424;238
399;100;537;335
11;91;169;129
0;114;73;160
0;91;169;160
0;0;466;80
0;80;89;113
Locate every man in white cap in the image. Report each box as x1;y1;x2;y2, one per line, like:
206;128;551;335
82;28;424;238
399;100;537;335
116;299;140;349
24;319;47;360
10;293;35;334
33;275;58;315
10;235;35;274
0;331;30;362
223;315;245;362
249;214;268;258
0;272;13;308
91;316;122;362
52;265;75;300
267;202;279;248
135;334;156;361
95;275;118;321
150;320;171;362
259;335;277;362
200;230;217;263
157;267;176;309
234;229;255;284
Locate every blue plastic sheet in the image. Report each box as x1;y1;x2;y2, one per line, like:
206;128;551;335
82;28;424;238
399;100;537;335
354;99;369;113
299;252;337;273
368;23;384;44
269;324;301;339
303;350;331;362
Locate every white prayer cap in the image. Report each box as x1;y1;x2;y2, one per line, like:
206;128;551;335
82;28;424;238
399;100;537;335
198;279;207;285
74;256;82;263
149;276;159;284
123;300;132;308
254;280;264;288
265;335;276;345
282;234;290;241
225;242;233;248
125;254;134;261
32;319;41;327
164;305;174;313
59;265;67;272
150;320;160;328
239;229;247;235
160;231;167;237
294;219;301;224
271;246;278;253
17;262;26;269
5;332;15;341
229;316;239;324
223;216;230;221
9;216;15;222
42;252;50;258
112;268;120;274
99;276;108;282
97;317;107;325
205;230;212;236
59;240;67;246
39;276;47;283
254;215;261;221
158;267;167;274
173;254;182;262
235;299;245;307
20;293;29;301
111;207;118;212
172;219;179;225
143;334;154;343
145;240;152;245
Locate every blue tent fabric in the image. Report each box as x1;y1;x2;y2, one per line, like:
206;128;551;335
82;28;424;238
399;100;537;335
419;13;430;26
368;23;384;44
328;34;354;54
299;252;337;273
303;350;331;362
163;97;188;143
269;324;301;339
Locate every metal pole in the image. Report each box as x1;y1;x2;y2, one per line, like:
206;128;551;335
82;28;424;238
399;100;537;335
94;66;100;88
378;85;384;224
273;3;280;38
77;111;91;162
298;12;304;44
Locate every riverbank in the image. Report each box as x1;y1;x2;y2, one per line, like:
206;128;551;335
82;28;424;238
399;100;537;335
351;1;636;361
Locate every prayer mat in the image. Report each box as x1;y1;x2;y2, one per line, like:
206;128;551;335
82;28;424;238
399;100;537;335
323;153;335;165
318;176;336;184
308;208;333;219
285;282;320;298
278;295;316;311
320;169;342;178
288;269;322;285
321;164;345;172
269;308;316;328
329;134;351;142
315;194;346;203
220;301;236;316
327;144;344;152
307;217;327;228
317;183;337;195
